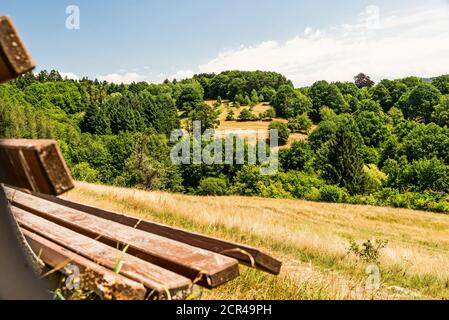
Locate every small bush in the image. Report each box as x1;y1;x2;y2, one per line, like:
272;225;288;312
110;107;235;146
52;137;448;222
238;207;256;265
269;121;290;146
260;107;276;121
304;187;321;201
71;162;100;183
197;177;228;196
226;109;236;121
288;113;313;134
347;239;388;264
363;164;387;193
318;185;347;203
238;108;257;121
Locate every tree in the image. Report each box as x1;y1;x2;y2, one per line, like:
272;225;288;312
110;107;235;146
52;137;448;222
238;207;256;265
117;133;183;191
103;93;146;134
250;89;260;105
399;123;449;164
400;76;423;89
432;95;449;127
71;162;100;183
432;75;449;95
175;81;204;112
319;126;367;195
383;157;449;193
80;103;111;135
260;107;276;121
308;81;348;120
226;109;236;121
259;86;276;103
356;111;390;147
243;95;252;106
189;102;220;133
359;99;383;114
273;85;312;118
279;141;314;172
372;79;408;113
234;93;244;105
398;83;442;122
354;73;375;88
334;82;362;98
197;177;228;196
269;121;290;146
372;83;392;112
238;108;256;121
140;91;180;136
227;78;246;100
288;113;313;134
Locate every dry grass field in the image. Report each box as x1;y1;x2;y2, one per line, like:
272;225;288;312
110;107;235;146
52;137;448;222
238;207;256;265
206;100;308;148
63;182;449;300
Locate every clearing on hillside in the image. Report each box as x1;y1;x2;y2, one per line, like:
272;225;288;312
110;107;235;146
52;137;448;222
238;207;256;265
206;100;308;148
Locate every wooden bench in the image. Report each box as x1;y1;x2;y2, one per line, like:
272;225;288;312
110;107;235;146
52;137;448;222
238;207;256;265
0;139;282;300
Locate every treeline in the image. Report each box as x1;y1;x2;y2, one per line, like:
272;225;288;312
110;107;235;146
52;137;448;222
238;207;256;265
2;70;449;214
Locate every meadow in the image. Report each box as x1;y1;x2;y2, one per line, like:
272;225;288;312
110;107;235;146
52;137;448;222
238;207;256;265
64;182;449;300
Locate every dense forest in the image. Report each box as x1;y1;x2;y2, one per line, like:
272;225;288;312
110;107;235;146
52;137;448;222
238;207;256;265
2;69;449;213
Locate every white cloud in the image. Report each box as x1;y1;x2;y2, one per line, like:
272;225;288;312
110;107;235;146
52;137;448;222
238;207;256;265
60;72;79;80
96;72;147;84
175;3;449;87
169;69;195;81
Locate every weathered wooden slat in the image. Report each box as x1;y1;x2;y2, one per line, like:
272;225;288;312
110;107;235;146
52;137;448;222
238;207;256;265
13;206;192;300
0;139;74;195
22;229;148;300
0;16;35;83
6;187;240;288
35;191;282;275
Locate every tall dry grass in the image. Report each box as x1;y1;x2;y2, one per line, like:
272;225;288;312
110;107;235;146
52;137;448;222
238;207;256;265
64;182;449;300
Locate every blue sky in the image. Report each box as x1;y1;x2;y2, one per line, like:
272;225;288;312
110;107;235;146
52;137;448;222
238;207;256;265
1;0;448;86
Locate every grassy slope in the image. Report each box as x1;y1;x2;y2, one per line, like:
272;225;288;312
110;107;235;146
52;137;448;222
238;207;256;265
64;182;449;300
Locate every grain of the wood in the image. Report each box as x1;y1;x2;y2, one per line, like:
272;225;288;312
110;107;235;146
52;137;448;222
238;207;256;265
34;191;282;274
6;187;240;288
23;229;148;300
0;16;35;83
13;206;192;300
0;139;74;195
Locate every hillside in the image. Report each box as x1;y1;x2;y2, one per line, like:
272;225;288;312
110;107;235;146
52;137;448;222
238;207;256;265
64;182;449;300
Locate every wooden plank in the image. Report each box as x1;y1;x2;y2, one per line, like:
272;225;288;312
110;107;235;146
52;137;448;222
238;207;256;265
0;16;35;83
35;191;282;275
13;206;192;300
6;187;240;288
0;139;74;195
22;229;148;300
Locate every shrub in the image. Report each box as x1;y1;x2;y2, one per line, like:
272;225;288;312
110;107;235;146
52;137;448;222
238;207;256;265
363;164;387;193
260;107;276;121
279;141;314;172
226;109;236;121
197;177;228;196
304;187;321;201
347;239;388;264
71;162;100;183
269;121;290;146
238;108;256;121
318;185;348;203
288;113;313;134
